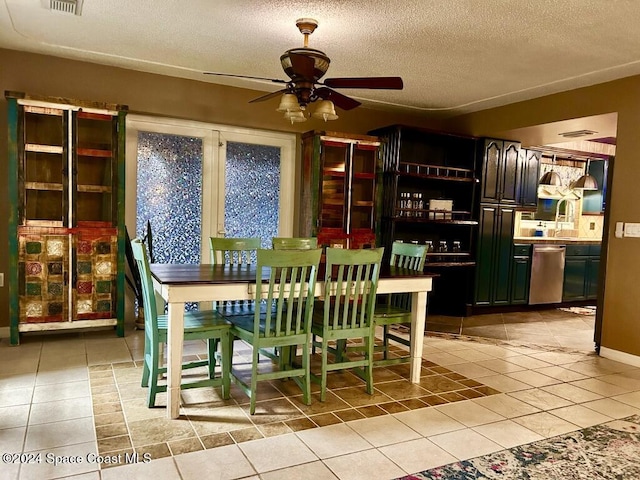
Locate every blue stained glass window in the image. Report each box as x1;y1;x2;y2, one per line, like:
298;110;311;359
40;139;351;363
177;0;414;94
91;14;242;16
136;132;203;265
224;142;280;251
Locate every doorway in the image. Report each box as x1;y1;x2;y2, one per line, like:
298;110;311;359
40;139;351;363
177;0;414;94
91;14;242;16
426;113;617;353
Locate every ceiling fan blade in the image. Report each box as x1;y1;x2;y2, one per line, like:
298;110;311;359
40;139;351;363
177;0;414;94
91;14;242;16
248;89;288;103
204;72;287;84
289;53;316;78
315;87;361;111
323;77;404;89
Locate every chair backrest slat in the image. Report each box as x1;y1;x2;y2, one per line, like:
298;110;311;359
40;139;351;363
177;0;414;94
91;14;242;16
255;248;322;338
323;247;384;331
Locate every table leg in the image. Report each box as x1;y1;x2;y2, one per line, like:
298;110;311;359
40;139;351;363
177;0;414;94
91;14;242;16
167;302;185;419
409;291;428;383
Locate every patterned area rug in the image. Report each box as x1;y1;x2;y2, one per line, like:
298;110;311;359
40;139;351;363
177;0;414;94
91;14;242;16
397;415;640;480
558;306;597;315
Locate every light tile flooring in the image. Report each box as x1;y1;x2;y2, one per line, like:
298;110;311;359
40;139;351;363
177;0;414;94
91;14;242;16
4;308;640;480
426;307;597;351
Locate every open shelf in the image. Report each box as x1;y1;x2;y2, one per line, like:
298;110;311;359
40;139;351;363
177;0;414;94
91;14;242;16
396;163;476;182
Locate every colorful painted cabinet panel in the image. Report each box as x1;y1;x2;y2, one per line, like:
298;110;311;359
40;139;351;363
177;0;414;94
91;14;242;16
18;233;69;323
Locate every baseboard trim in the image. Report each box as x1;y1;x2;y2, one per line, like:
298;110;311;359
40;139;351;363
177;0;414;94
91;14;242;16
0;326;10;340
599;346;640;368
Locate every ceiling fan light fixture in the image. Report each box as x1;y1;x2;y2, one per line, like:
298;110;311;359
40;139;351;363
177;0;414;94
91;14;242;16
280;48;330;80
284;110;307;124
276;94;301;113
311;100;338;121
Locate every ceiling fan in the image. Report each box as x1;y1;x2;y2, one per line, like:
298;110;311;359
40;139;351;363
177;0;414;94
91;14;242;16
204;18;403;121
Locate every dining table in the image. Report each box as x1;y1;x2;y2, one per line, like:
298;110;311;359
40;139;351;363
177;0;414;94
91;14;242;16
150;262;435;419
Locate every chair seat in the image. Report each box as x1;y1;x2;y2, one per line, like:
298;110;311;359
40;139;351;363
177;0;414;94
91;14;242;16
229;312;307;337
218;301;274;318
156;310;231;335
373;304;411;321
228;314;268;335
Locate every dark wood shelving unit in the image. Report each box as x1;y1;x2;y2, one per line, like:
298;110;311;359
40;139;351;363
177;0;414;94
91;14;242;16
369;125;480;316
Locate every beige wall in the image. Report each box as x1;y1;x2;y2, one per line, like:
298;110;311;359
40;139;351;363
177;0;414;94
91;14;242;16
2;48;639;358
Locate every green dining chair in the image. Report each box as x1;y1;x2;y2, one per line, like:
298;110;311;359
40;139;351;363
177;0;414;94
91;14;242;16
227;248;322;414
209;237;261;265
372;241;428;367
311;247;384;401
132;238;233;408
272;237;318;250
209;237;261;315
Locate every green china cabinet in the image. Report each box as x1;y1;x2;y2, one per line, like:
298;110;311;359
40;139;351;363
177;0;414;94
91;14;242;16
6;92;127;344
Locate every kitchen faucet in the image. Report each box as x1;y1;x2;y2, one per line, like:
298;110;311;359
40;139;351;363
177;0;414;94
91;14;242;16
554;195;576;237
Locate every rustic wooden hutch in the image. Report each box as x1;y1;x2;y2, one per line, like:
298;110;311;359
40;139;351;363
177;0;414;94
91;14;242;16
6;92;127;344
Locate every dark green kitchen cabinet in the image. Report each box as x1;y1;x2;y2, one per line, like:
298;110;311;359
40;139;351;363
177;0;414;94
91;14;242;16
562;244;601;302
475;205;516;305
479;139;520;204
582;159;608;214
586;257;600;299
517;149;542;208
510;244;532;304
563;256;589;301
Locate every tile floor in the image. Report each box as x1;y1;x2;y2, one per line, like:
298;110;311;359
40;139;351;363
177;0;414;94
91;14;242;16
426;307;597;351
4;307;640;480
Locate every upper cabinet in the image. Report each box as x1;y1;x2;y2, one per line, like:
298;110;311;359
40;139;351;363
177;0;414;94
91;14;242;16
582;159;609;214
479;138;541;209
300;130;380;248
6;92;127;345
479;138;520;204
517;148;542;208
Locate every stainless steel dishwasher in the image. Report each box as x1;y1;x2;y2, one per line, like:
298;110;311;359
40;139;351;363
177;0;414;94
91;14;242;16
529;244;566;305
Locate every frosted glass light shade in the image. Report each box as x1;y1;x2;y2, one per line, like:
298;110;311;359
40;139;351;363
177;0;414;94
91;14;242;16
311;100;338;121
284;110;307;124
276;94;302;113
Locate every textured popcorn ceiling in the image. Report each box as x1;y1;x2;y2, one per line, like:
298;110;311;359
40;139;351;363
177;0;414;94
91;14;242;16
1;0;640;116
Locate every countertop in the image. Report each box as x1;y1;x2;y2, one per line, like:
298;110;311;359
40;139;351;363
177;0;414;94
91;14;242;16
513;236;602;245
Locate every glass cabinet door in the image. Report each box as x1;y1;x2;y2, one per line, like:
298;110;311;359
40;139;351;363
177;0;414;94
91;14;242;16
74;111;116;226
350;144;377;231
21;106;67;226
319;141;349;230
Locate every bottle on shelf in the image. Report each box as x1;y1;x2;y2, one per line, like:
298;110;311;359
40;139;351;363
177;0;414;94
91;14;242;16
405;192;412;217
438;240;448;262
397;193;405;217
413;193;423;218
452;240;461;261
424;240;434;263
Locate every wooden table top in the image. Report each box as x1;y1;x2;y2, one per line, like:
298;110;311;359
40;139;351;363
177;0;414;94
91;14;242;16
150;263;437;285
